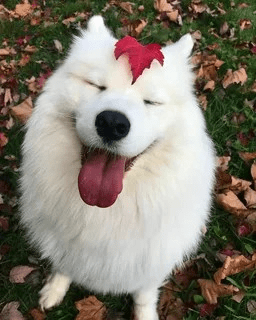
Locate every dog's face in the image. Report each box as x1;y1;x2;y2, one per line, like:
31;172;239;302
55;16;194;207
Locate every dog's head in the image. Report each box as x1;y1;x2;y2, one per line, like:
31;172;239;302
52;16;194;208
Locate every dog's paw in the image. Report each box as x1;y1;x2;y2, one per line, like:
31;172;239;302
39;273;71;310
133;305;158;320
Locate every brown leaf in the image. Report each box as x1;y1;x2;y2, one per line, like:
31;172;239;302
230;176;251;194
0;301;25;320
11;96;33;123
15;0;33;17
239;152;256;162
0;216;9;231
75;296;107;320
246;212;256;232
119;2;133;14
18;54;31;67
214;255;256;285
24;45;38;53
222;68;247;88
4;88;13;106
251;163;256;181
154;0;180;23
220;21;229;35
239;19;252;30
232;290;245;303
0;132;8;148
134;19;147;37
190;0;209;14
203;80;215;91
247;300;256;314
29;308;46;320
198;94;208;110
53;39;63;53
216;190;247;213
216;156;231;172
0;48;10;56
215;169;232;191
158;282;186;320
198;279;238;304
244;188;256;208
9;265;36;283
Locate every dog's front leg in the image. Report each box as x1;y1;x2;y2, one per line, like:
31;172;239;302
132;287;159;320
39;272;71;310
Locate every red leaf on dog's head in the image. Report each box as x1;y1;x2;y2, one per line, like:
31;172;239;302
114;36;164;84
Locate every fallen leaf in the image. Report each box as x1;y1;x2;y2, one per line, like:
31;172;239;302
216;190;247;213
154;0;180;24
247;300;256;314
238;152;256;162
24;44;38;53
18;54;31;66
199;303;217;317
232;290;245;303
203;80;215;91
119;2;133;14
0;48;10;56
0;132;8;148
246;211;256;232
239;19;252;30
29;308;46;320
134;19;147;37
222;68;247;88
216;156;231;172
244;188;256;208
237;222;252;236
251;163;256;182
4;88;13;106
192;30;202;40
220;21;229;35
158;281;187;319
230;176;251;194
15;0;33;17
75;296;107;320
190;0;209;14
11;96;33;123
198;94;208;110
214;255;256;285
198;279;239;304
0;301;25;320
0;216;9;231
53;39;63;53
9;265;36;283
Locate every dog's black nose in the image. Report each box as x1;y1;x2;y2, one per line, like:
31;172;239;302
95;110;130;143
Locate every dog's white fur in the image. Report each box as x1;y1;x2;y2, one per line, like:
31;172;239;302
20;16;215;319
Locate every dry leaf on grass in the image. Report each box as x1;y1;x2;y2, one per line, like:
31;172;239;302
198;279;239;304
198;94;208;110
9;265;36;283
239;19;252;30
239;152;256;162
53;39;63;53
75;296;107;320
244;188;256;208
203;80;215;91
222;68;247;88
119;2;134;14
214;255;256;285
29;308;46;320
216;190;247;213
158;282;186;320
230;176;251;194
154;0;180;24
247;300;256;314
11;96;33;123
15;0;33;17
133;19;147;37
216;156;231;172
0;132;8;148
0;301;25;320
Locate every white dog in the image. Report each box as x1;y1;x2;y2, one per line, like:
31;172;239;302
20;16;215;320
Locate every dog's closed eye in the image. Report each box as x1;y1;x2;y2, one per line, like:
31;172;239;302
84;80;107;91
143;100;162;106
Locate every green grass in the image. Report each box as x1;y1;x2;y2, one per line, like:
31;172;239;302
1;0;256;319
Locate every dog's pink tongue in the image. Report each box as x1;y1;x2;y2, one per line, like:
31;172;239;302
78;151;126;208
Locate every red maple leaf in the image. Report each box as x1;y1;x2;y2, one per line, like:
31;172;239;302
114;36;164;84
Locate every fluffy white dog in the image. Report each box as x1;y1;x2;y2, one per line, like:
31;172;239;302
20;16;215;320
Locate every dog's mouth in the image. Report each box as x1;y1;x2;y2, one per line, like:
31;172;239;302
78;146;136;208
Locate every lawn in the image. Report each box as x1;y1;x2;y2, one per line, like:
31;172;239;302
0;0;256;319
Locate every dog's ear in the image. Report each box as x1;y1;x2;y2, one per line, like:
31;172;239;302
174;34;194;58
87;15;107;33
